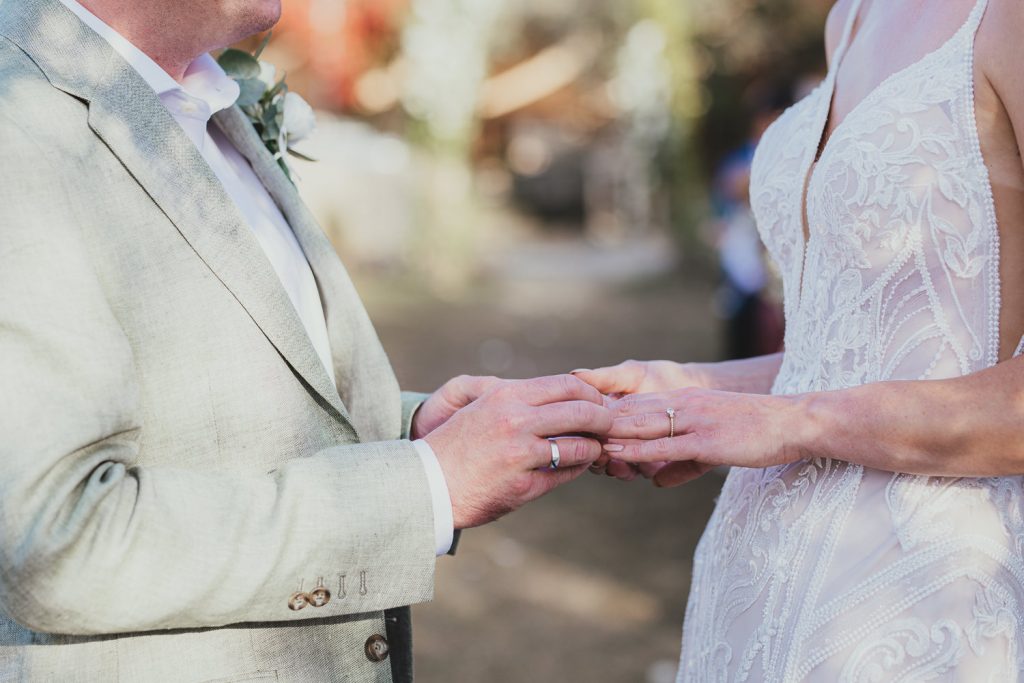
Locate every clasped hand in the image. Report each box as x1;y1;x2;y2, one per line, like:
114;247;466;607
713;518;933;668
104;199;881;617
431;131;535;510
412;362;811;531
574;362;812;488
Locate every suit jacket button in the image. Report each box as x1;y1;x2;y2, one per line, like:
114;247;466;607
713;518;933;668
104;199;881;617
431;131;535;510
309;586;331;607
288;592;310;611
365;634;390;662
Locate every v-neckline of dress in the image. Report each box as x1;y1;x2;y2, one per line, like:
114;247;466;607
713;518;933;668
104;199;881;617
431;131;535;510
793;0;986;309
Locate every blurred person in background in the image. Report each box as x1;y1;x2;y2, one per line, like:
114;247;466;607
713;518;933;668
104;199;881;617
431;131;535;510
578;0;1024;679
712;151;770;359
710;92;789;360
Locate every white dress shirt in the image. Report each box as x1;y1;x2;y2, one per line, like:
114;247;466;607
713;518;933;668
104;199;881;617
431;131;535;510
57;0;454;555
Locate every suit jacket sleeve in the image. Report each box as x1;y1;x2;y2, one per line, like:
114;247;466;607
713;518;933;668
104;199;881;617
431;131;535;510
0;117;437;636
399;392;463;555
400;392;431;440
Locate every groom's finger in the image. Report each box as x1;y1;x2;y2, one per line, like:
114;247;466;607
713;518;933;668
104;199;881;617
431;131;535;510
511;374;604;407
603;435;702;464
572;362;643;395
528;436;603;470
531;401;613;436
531;464;590;497
449;374;505;404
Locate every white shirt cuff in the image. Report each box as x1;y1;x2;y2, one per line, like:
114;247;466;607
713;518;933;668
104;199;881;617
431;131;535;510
412;439;455;556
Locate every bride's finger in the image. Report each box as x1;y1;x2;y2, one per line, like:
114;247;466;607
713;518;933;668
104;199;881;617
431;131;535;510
652;461;715;488
605;459;638;481
603;435;701;463
572;362;644;395
637;460;668;479
607;411;684;440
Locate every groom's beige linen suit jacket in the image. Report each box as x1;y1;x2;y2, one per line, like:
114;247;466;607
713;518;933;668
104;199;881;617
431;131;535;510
0;0;442;680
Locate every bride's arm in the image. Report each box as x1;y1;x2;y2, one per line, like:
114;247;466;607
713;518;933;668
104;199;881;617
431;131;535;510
798;357;1024;477
604;356;1024;483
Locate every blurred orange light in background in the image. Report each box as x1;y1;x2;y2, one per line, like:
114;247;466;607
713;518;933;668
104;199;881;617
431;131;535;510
275;0;408;111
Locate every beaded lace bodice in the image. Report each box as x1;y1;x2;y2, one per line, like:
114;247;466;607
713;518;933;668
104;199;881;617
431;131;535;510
763;4;1009;392
680;0;1024;680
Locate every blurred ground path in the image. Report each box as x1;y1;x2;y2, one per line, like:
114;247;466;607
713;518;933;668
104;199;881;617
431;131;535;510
354;233;727;683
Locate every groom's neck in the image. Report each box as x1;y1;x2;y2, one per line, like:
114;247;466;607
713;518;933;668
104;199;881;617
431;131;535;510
77;0;280;81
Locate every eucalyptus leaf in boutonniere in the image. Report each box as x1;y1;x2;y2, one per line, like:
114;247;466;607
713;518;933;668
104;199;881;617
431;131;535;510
217;35;317;183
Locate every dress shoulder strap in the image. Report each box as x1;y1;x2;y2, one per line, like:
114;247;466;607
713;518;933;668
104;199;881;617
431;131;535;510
830;0;866;71
964;0;991;35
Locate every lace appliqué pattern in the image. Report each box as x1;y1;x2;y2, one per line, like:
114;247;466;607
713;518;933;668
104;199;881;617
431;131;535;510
679;0;1024;680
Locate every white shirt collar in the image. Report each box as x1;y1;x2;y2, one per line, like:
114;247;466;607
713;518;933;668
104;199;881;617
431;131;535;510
56;0;240;117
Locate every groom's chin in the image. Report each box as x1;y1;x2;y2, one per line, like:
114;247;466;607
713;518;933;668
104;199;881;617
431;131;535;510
253;0;283;31
230;0;283;39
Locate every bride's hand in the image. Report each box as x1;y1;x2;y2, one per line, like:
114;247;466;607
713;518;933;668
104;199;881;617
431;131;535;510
572;361;714;480
604;388;812;487
572;360;714;397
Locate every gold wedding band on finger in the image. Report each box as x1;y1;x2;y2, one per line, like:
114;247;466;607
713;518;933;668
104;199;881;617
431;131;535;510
548;439;561;470
666;408;676;438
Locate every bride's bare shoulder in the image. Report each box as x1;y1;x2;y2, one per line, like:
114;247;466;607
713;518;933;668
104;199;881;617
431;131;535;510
978;0;1023;64
981;0;1024;42
824;0;858;65
977;0;1024;129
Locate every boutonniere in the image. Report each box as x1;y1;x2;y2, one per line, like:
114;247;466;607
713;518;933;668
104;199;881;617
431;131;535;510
217;36;316;182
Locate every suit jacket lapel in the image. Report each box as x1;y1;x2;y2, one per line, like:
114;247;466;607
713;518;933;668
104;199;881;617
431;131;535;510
212;106;345;320
0;0;352;427
213;107;403;442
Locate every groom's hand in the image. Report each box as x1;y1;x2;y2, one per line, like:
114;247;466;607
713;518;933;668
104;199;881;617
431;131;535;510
425;374;613;529
411;375;505;439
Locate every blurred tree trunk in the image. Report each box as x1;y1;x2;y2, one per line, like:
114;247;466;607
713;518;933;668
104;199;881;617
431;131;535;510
400;0;503;294
630;0;708;251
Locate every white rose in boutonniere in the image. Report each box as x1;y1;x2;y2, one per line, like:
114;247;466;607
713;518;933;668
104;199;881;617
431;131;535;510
257;61;277;90
217;35;316;183
282;91;316;144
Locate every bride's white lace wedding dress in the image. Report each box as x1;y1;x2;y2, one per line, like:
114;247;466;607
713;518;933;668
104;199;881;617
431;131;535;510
680;0;1024;680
